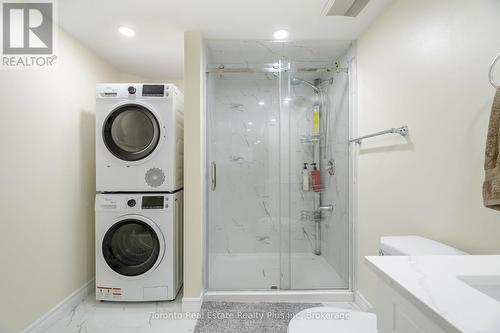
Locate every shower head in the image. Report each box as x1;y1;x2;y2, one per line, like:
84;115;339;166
291;77;320;93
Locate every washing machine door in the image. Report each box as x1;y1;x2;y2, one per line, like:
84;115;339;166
102;218;162;276
103;104;160;162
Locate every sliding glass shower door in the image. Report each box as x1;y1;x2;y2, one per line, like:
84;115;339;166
206;68;287;290
206;58;350;291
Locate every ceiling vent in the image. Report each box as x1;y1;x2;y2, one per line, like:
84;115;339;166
323;0;371;17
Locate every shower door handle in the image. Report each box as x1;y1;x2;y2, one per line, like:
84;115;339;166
319;205;334;212
210;161;217;191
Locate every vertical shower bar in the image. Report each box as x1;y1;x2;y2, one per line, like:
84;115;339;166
313;116;321;256
314;82;322;256
314;213;321;255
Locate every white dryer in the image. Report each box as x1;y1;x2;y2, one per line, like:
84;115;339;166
95;192;183;301
96;83;184;192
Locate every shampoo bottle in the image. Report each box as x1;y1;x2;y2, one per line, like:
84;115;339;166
311;163;321;192
312;105;320;136
302;163;309;191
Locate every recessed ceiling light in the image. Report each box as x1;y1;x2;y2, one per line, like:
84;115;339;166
119;26;135;37
273;29;289;40
258;101;265;106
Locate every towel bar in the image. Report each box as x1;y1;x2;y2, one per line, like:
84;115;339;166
350;126;409;144
490;52;500;88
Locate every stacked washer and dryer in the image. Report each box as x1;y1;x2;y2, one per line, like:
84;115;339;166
94;83;184;301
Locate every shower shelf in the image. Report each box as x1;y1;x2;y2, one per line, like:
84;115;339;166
301;186;328;193
301;135;321;143
300;210;321;221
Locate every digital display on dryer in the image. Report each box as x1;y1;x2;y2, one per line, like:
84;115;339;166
142;85;164;97
142;196;164;209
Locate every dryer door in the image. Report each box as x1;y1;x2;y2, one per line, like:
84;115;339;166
103;104;160;161
102;218;162;276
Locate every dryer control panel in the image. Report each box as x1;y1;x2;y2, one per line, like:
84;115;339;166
142;85;166;97
96;83;172;99
142;195;164;209
96;194;171;211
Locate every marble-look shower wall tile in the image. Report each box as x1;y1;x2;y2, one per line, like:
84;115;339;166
208;74;279;255
207;73;316;257
206;40;352;69
319;59;351;285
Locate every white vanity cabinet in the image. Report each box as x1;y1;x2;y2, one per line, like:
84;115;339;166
374;277;455;333
366;255;500;333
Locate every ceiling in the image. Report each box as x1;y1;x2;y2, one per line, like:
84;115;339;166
58;0;393;80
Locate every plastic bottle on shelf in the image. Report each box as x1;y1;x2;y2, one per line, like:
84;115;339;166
311;163;321;192
302;163;310;191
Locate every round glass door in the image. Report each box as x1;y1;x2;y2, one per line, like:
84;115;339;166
102;219;161;276
103;104;160;161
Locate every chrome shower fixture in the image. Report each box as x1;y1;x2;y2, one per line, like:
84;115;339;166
290;77;320;93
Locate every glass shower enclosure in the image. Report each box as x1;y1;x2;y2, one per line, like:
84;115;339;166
205;40;352;291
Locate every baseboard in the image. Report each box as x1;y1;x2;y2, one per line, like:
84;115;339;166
22;279;94;333
354;290;373;312
182;292;204;312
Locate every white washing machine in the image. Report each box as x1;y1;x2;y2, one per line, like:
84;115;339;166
95;192;183;301
96;83;184;192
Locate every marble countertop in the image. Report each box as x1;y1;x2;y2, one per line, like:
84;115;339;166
365;255;500;333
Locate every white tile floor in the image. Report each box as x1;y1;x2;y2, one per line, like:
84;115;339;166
43;290;197;333
209;253;347;290
43;290;359;333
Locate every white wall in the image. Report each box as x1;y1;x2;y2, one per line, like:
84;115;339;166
183;32;206;302
0;27;135;332
0;25;184;331
356;0;500;303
